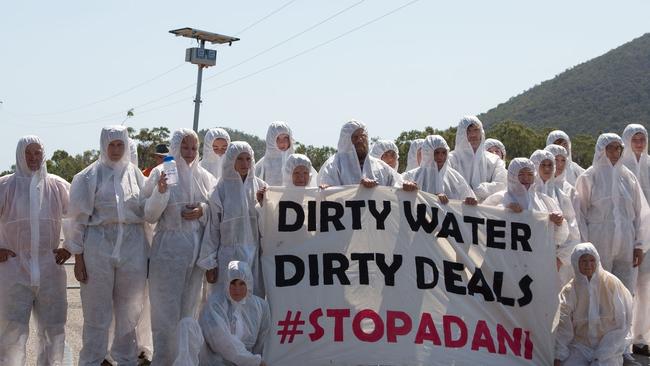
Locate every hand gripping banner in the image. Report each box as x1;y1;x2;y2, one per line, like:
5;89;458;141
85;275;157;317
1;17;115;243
260;186;558;365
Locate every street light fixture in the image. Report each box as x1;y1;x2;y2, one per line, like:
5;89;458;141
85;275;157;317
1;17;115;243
169;27;240;132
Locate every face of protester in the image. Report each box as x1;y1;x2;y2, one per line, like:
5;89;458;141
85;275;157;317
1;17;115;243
605;142;623;166
235;152;252;178
553;138;570;151
180;135;198;164
351;128;369;160
25;143;44;171
578;254;597;280
487;146;503;159
518;168;534;190
466;124;482;151
538;159;554;182
212;138;228;156
292;165;311;186
276;134;291;152
434;148;448;170
554;155;566;177
380;150;398;169
631;132;647;159
229;279;247;302
107;140;125;162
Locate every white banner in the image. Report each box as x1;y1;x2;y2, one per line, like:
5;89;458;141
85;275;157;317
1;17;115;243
261;186;558;366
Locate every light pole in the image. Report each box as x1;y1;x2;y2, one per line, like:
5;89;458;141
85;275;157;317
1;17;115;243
169;27;239;132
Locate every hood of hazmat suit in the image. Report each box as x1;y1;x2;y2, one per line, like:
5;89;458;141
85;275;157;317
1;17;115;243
448;116;507;201
574;133;650;290
198;142;267;296
172;317;204;366
199;261;271;366
200;127;231;181
283;153;317;187
369;139;400;171
128;138;139;167
0;136;71;366
484;138;506;160
255;121;294;186
404;138;424;173
317;120;398;187
402;135;474;200
555;243;633;363
621;123;650;204
546;130;585;185
530;149;557;198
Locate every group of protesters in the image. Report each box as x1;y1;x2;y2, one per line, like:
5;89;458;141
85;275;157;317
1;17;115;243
1;116;649;366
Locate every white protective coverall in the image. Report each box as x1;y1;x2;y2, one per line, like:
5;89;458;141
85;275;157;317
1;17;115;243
142;128;216;365
530;149;581;285
317;120;398;187
575;133;650;293
404;138;424;173
448;116;507;201
65;126;148;365
198;142;268;297
620;124;650;346
0;136;70;366
483;158;569;250
369;139;400;171
255;121;294;186
283;153;317;187
484;138;507;160
555;243;633;366
401;135;474;199
200;128;231;180
199;261;271;366
172;317;204;366
546;130;586;185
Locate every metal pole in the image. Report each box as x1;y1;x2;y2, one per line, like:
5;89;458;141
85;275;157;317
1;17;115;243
192;40;206;132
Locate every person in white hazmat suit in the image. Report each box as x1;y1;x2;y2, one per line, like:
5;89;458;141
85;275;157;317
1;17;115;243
547;130;586;185
544;144;580;204
484;138;507;161
199;260;270;366
401;135;477;205
0;136;71;366
318;120;401;188
530;149;581;284
255;121;294;186
574;133;650;294
65;126;148;365
283;154;317;187
448;116;507;202
620;124;650;356
201;127;231;181
369;139;400;171
404;138;424;173
199;142;268;298
142;128;216;365
554;243;634;366
483;158;569;263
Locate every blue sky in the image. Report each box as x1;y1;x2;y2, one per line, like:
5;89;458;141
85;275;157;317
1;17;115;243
1;0;649;170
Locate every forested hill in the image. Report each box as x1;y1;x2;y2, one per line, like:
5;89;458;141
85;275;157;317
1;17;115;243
478;33;650;136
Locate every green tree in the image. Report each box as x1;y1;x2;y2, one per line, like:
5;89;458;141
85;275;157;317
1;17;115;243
570;134;596;168
46;149;99;182
128;126;170;169
485;121;545;163
294;143;337;171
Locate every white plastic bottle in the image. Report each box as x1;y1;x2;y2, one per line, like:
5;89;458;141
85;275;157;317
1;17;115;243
162;156;179;186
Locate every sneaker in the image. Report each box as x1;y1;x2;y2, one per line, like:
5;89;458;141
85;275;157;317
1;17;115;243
633;344;650;357
623;353;641;366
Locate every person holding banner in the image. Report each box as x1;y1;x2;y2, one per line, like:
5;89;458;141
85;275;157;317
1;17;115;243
199;141;268;298
283;154;316;187
484;138;507;161
0;136;71;365
317;120;401;189
369;139;400;171
66;126;149;365
199;260;270;366
255;121;294;186
448;115;507;202
200;127;231;181
530;149;580;284
404;138;424;173
143;128;216;365
546;130;586;185
554;243;633;366
544;144;579;205
401;134;477;205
